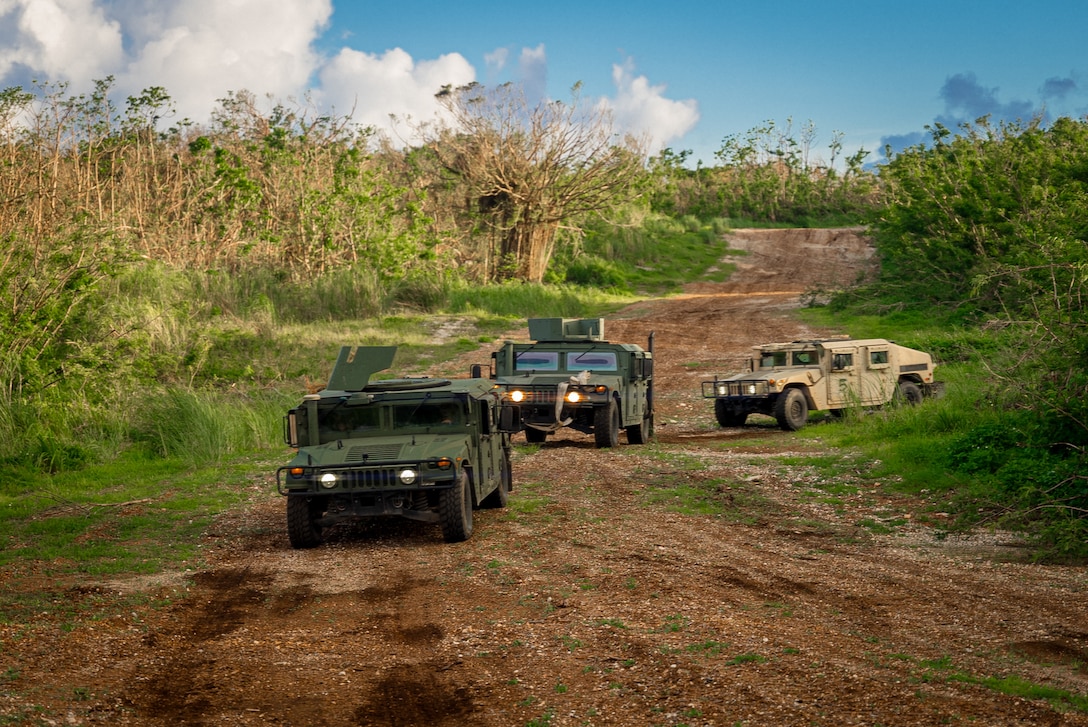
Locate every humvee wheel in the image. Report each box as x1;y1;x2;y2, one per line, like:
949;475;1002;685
481;450;511;508
714;399;748;427
525;427;548;444
286;496;323;549
774;388;809;431
897;381;923;405
626;413;652;444
439;470;474;542
594;400;620;448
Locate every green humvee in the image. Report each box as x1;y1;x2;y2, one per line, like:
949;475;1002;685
477;318;655;448
277;346;521;548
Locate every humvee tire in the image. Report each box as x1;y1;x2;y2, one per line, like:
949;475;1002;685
439;471;473;542
898;381;923;405
525;428;548;444
626;413;652;444
714;399;747;427
594;400;620;448
774;388;809;431
286;497;323;549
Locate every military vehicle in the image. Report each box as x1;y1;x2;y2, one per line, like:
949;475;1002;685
702;338;943;431
277;346;522;548
476;318;654;447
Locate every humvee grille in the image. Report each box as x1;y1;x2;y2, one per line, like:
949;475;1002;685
502;388;558;404
346;444;404;462
325;465;408;488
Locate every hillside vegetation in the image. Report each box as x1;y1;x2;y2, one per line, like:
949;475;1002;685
1;78;1086;559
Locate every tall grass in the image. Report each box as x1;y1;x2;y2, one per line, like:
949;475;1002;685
133;388;289;463
804;364;983;496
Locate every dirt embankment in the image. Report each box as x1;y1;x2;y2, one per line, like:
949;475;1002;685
4;228;1088;726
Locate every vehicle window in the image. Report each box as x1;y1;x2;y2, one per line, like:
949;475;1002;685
761;352;787;367
515;351;559;371
566;351;617;371
393;403;461;428
869;350;889;366
831;352;854;371
320;406;381;440
791;351;817;366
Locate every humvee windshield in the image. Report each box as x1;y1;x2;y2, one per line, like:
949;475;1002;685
514;350;619;373
515;351;559;371
393;402;462;428
760;350;818;368
319;405;380;442
760;351;787;367
791;350;818;366
566;351;617;371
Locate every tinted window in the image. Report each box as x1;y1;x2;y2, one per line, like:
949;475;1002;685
393;403;461;428
832;353;854;370
320;406;381;441
566;351;617;371
515;351;559;371
870;350;889;365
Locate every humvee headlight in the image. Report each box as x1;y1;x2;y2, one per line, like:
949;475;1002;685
319;473;338;489
716;385;727;396
399;468;418;485
566;391;582;403
747;384;758;395
510;390;525;402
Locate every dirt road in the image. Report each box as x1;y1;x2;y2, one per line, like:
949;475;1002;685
7;229;1088;726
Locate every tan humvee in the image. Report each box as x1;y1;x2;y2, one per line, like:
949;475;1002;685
701;338;943;431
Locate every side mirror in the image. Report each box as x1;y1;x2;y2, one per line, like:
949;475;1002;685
498;405;522;433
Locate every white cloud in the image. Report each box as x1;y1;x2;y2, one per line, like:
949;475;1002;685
0;3;699;156
602;60;699;155
0;0;123;84
115;0;331;124
518;44;546;105
317;47;475;140
484;46;508;76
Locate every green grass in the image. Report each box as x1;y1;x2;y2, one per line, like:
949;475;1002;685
908;654;1088;714
0;449;275;574
550;214;737;294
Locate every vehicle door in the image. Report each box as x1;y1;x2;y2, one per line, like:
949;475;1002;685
625;353;649;424
863;344;894;403
474;399;502;494
618;353;643;426
826;346;860;407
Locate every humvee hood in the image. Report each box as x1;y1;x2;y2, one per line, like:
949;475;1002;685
727;366;823;384
291;433;470;467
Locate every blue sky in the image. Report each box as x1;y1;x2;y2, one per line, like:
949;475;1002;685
2;0;1085;167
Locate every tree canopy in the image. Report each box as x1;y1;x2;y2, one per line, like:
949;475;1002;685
424;82;646;282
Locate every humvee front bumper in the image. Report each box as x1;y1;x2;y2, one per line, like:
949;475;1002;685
500;383;611;431
276;458;457;496
702;380;773;398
